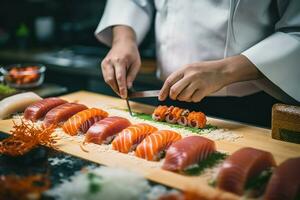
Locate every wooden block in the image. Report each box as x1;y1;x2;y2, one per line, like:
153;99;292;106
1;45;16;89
272;103;300;143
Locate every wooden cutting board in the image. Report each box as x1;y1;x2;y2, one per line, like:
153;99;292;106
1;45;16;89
1;91;300;200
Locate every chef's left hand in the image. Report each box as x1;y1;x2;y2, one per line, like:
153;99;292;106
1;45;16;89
159;55;262;102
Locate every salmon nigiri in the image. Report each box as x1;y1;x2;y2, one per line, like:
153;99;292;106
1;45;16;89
217;147;276;195
162;136;216;172
112;123;158;153
85;116;131;145
62;108;108;136
135;130;182;161
43;103;88;128
24;97;67;121
264;157;300;200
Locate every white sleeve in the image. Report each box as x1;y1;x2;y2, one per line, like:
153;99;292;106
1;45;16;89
242;0;300;103
94;0;154;46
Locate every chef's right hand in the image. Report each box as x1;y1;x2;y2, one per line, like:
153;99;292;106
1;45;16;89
101;26;141;99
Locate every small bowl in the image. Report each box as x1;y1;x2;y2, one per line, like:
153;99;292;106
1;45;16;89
0;64;46;89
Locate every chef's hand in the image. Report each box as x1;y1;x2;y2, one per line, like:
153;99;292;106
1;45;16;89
101;26;141;98
159;55;262;102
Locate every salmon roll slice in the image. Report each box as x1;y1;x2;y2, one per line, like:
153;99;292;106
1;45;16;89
62;108;108;136
135;130;182;161
112;123;158;153
217;147;276;195
85;116;131;145
24;97;68;121
162;136;216;172
187;111;207;128
165;107;184;124
264;157;300;200
177;109;190;126
43;103;88;128
152;105;169;121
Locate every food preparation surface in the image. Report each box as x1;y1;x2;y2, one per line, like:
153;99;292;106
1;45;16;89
1;91;300;199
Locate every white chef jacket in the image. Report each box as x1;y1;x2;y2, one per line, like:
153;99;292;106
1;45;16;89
95;0;300;103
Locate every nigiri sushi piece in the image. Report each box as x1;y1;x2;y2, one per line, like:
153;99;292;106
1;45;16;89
177;109;190;126
187;111;207;128
62;108;108;136
0;92;42;119
24;97;68;121
264;157;300;200
152;105;168;121
43;103;88;128
217;147;276;195
165;107;184;124
162;136;216;171
135;130;182;161
112;123;158;153
85;116;131;144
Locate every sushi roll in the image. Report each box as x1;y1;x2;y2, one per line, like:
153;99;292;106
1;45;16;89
162;136;216;172
62;108;108;136
187;111;207;128
177;109;190;126
135;130;182;161
216;147;276;195
264;157;300;200
152;105;168;121
0;92;42;119
112;123;158;153
85;116;131;144
43;103;88;128
165;107;184;124
24;97;68;121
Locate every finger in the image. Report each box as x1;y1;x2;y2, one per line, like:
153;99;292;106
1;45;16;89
191;89;205;103
101;58;119;95
159;71;183;101
126;59;140;89
177;83;198;102
113;59;127;98
169;77;191;100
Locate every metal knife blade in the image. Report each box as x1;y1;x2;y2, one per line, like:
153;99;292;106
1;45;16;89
128;90;160;99
125;98;133;116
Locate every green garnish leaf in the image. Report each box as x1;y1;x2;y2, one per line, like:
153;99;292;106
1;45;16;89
0;84;16;95
87;173;103;194
184;152;227;176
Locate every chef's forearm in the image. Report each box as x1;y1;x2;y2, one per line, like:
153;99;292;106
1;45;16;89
112;26;137;45
222;55;263;85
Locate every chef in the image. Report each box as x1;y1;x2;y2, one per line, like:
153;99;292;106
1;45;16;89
95;0;300;125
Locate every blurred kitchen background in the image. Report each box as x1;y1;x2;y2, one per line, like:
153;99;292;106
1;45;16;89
0;0;158;98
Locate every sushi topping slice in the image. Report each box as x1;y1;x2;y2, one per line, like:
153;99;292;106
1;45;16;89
152;105;207;129
135;130;182;161
162;136;216;172
112;123;158;153
216;147;276;195
85;116;131;145
43;103;88;128
264;157;300;200
24;97;68;121
62;108;108;136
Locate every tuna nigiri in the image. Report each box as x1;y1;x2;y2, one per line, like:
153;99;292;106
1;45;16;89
187;111;206;129
112;123;158;153
135;130;182;161
152;105;168;121
0;92;42;119
264;157;300;200
162;136;216;171
85;116;131;144
62;108;108;136
43;103;88;128
24;97;68;121
217;147;276;195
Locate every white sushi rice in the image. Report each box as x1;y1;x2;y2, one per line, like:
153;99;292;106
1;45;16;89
45;166;176;200
107;108;242;142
